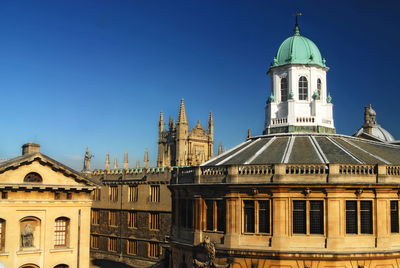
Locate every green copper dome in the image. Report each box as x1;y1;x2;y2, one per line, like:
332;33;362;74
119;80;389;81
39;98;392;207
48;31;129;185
272;25;326;68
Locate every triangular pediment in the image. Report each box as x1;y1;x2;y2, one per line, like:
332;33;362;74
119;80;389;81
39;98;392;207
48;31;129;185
0;152;97;188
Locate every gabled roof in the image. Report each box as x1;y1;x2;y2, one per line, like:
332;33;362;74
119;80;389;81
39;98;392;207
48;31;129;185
0;152;98;186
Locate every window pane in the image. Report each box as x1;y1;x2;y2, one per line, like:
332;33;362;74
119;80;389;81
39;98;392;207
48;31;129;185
298;76;308;100
281;78;288;102
360;201;373;234
293;200;306;234
244;200;255;233
217;200;225;232
346;201;357;234
391;201;399;233
258;200;270;233
310;201;324;234
205;200;214;231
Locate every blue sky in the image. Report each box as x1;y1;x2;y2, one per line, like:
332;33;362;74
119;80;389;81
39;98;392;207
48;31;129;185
0;1;399;170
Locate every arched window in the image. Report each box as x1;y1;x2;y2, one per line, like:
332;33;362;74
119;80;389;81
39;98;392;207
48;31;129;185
0;219;5;251
54;217;70;247
19;264;40;268
317;78;322;100
54;265;69;268
280;78;288;101
24;172;42;183
298;76;308;100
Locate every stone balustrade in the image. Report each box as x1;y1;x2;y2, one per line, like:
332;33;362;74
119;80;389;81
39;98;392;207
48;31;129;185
173;163;400;185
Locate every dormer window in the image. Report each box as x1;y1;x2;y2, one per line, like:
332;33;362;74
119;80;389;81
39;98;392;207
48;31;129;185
299;76;308;100
24;172;42;183
281;78;288;102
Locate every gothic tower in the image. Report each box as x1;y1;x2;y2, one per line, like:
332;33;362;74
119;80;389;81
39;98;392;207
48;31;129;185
157;99;214;167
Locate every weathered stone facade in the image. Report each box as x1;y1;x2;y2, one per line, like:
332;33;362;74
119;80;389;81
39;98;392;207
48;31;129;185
157;99;214;167
89;167;171;267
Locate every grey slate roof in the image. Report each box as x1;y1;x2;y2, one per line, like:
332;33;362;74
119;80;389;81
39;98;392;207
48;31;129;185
202;133;400;166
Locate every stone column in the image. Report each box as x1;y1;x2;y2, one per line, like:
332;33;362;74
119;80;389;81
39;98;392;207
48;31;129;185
224;194;240;247
193;195;203;245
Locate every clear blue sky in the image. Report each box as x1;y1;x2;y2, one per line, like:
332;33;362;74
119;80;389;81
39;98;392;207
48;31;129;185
0;0;399;170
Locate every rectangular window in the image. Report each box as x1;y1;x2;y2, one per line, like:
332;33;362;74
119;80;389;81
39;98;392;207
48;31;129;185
244;200;255;233
54;192;61;200
148;242;160;258
128;212;137;228
0;220;5;251
109;186;118;202
293;200;306;234
92;210;100;225
90;235;99;249
66;192;72;200
258;200;270;233
108;237;117;252
149;213;160;230
54;218;68;247
178;199;193;229
127;239;137;255
391;200;399;233
93;188;101;201
217;200;226;232
346;201;357;234
360;200;373;234
309;201;324;234
108;211;118;226
1;191;7;199
128;186;138;202
150;185;160;203
346;200;374;235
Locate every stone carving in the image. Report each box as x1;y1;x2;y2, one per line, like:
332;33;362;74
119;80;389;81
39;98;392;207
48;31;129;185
193;236;229;268
21;223;34;247
83;147;94;172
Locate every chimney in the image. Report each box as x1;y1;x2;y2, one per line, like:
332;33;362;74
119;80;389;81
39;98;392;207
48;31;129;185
22;142;40;155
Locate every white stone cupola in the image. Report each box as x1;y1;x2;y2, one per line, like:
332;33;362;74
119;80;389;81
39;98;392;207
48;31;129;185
264;19;335;134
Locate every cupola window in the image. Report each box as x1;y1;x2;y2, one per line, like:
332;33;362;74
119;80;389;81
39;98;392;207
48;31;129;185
317;79;322;100
281;78;288;102
298;76;308;100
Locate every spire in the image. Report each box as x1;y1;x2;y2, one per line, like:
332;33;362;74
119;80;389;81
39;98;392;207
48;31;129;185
158;112;164;132
168;116;175;130
135;159;140;169
177;99;188;124
105;153;110;170
208;112;214;136
195;120;202;128
208;112;214;125
144;148;149;169
218;142;223;155
113;158;119;169
294;12;302;36
247;129;252;139
123;152;129;170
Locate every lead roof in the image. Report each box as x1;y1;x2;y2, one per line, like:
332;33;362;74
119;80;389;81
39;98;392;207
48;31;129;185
201;133;400;166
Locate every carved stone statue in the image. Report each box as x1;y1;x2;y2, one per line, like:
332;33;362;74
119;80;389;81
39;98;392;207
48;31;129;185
83;147;94;172
21;223;34;248
193;236;229;268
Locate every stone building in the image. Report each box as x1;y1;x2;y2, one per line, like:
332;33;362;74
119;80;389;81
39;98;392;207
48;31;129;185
88;166;172;267
169;20;400;268
157;99;214;167
0;142;96;268
87;99;215;267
